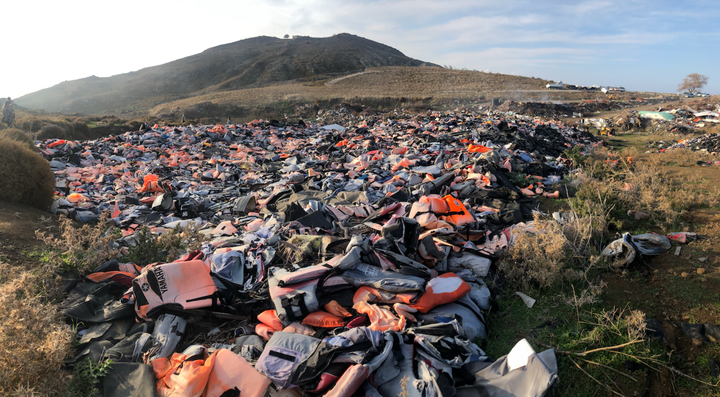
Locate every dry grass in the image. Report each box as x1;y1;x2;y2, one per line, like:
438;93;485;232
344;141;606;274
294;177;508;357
0;140;55;210
498;183;611;293
0;128;34;149
644;145;715;168
499;215;574;290
498;142;720;307
35;216;119;277
570;146;718;232
149;66;619;117
156;223;208;262
0;261;72;396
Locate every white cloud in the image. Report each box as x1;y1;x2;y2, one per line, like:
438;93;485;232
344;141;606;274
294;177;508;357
0;0;717;97
440;47;595;71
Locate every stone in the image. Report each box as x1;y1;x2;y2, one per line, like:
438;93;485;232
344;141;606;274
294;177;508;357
697;268;706;275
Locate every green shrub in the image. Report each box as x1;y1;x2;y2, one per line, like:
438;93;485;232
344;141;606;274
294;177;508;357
66;358;113;397
123;226;169;266
15;115;43;132
0;140;55;210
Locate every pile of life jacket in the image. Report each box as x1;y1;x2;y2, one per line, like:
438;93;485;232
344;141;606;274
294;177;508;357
64;227;557;397
50;112;589;396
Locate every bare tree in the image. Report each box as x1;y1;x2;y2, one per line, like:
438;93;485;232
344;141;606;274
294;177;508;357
677;73;708;93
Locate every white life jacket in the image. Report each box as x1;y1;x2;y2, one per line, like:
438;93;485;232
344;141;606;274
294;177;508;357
132;260;219;320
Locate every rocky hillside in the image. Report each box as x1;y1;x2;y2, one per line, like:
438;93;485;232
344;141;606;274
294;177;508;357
16;34;437;115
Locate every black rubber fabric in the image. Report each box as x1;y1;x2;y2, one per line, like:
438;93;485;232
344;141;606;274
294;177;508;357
297;210;333;229
103;363;159;397
62;281;135;323
105;332;155;362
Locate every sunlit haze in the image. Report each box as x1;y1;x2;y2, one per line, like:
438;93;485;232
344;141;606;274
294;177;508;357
3;0;718;99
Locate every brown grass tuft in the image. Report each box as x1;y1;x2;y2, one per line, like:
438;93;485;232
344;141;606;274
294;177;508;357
0;140;55;210
0;128;34;149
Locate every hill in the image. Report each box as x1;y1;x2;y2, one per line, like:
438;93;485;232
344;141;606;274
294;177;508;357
150;66;554;120
15;34;437;116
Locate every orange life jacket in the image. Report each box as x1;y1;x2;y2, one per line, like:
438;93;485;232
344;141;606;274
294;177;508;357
255;323;276;341
301;310;346;328
409;273;471;313
153;347;212;397
409;195;474;228
153;347;271;397
441;195;474;226
203;349;272;397
258;309;283;331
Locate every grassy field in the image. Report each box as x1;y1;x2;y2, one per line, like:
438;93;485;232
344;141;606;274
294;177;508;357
485;132;720;396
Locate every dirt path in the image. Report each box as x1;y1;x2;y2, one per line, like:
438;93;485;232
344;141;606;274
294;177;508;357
324;70;378;85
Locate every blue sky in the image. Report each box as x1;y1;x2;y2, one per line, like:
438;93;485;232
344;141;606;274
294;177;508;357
2;0;718;99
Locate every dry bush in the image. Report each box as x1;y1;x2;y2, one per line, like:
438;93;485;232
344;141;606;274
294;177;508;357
0;262;72;396
0;140;55;210
625;309;647;341
578;308;647;346
14;115;44;133
37;124;67;140
36;216;119;276
500;175;612;294
124;223;208;265
156;222;208;262
499;216;570;290
564;280;606;307
0;128;34;148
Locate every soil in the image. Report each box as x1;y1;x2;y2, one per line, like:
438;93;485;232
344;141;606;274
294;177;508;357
0;201;58;268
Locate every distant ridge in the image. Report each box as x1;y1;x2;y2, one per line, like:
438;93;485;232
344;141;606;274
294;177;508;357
16;33;438;115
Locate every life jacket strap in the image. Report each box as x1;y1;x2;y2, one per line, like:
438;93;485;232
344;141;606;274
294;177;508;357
281;292;309;322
